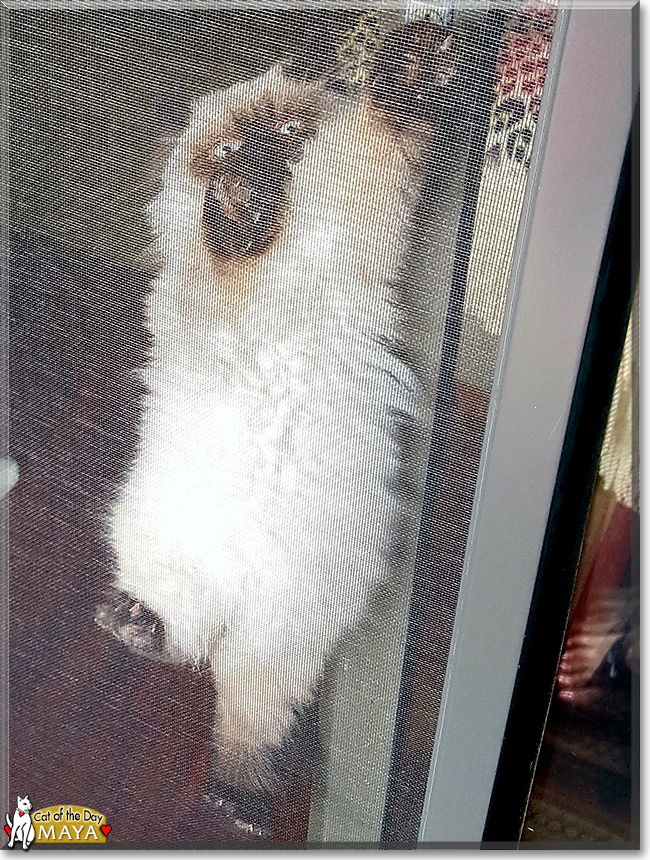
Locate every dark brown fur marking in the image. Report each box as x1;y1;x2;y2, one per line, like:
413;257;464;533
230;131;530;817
368;20;457;125
193;101;322;261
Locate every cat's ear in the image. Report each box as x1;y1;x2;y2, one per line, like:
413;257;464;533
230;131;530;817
17;796;22;804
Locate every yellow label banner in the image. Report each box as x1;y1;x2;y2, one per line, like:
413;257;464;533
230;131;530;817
32;806;110;844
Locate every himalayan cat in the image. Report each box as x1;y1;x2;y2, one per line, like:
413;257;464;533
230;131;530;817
97;19;456;830
6;796;36;850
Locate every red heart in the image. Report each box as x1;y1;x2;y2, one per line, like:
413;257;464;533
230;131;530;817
100;825;111;837
19;813;24;817
4;824;10;836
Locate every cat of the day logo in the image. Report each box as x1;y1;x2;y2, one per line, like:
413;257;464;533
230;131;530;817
4;798;111;848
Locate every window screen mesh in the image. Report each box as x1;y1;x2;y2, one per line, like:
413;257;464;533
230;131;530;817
5;2;556;845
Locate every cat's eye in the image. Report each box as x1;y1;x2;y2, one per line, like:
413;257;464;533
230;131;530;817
213;138;242;158
280;120;301;135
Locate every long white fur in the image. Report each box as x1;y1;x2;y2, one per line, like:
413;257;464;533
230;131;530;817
110;65;432;788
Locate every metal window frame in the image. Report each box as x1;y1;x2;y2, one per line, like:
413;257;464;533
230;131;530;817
417;2;636;844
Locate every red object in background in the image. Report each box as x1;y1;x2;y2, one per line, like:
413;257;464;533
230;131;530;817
556;482;633;707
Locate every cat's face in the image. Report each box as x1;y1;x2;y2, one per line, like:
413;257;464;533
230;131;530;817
186;69;328;263
17;796;32;812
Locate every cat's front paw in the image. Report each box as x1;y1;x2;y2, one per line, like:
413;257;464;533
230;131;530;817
95;587;166;659
368;20;458;123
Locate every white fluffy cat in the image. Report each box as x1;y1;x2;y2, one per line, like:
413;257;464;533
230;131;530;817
104;20;452;796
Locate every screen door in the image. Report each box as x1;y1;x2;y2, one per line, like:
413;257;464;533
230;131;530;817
3;0;636;846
